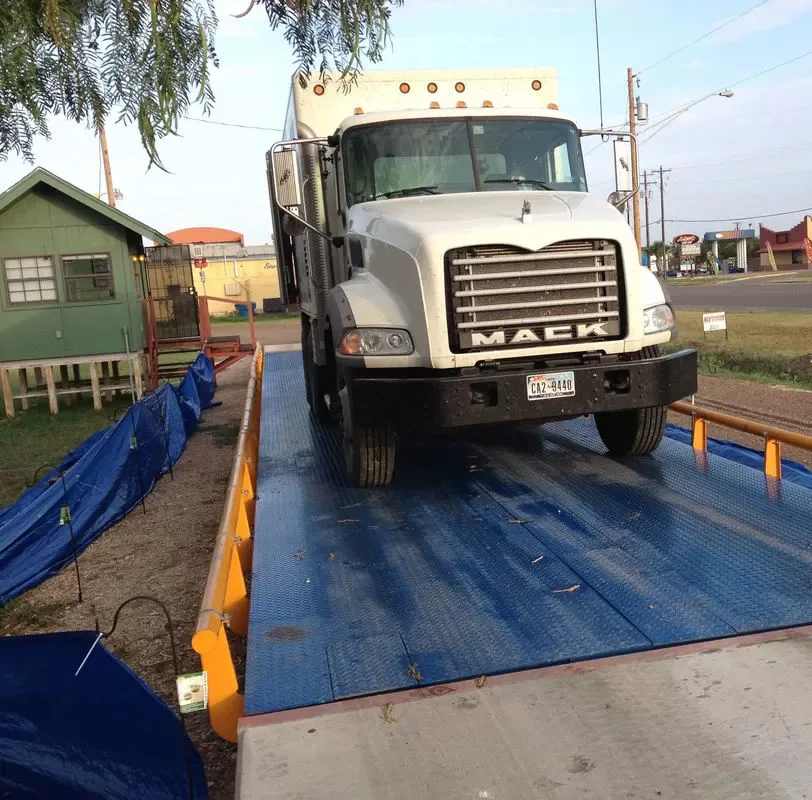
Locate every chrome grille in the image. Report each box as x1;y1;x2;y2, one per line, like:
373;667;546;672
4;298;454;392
447;240;623;350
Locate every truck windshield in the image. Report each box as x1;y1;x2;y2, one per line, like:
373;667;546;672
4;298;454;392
342;118;587;207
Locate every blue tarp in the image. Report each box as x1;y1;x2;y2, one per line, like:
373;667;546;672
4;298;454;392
0;355;216;604
665;424;812;489
0;631;206;799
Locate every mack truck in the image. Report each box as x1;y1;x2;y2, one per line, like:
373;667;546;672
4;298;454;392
266;68;697;487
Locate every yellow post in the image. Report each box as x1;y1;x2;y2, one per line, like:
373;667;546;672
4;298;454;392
765;437;782;480
224;541;249;637
692;415;708;451
193;625;243;743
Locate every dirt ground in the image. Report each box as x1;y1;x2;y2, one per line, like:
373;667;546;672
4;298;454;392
2;325;810;799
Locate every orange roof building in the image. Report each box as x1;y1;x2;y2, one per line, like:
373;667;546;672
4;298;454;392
166;227;244;246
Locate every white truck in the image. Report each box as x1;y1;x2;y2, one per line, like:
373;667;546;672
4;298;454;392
267;68;697;487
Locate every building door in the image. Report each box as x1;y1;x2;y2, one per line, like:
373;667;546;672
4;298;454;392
144;245;200;341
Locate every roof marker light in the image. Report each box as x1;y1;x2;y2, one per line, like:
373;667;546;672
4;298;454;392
399;82;410;94
354;107;364;115
482;100;493;108
531;80;542;91
547;103;559;110
455;82;465;93
430;101;441;109
314;84;325;96
427;82;438;93
456;101;467;108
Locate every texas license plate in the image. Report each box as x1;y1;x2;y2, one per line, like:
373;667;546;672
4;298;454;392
526;371;575;401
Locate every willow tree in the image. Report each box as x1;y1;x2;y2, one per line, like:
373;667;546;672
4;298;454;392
0;0;401;167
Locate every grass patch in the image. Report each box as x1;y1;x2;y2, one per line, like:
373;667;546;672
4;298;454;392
667;310;812;389
0;598;65;633
0;397;126;508
209;312;298;326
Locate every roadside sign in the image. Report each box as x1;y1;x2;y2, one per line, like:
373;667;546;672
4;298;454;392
673;233;699;245
703;312;728;341
680;243;701;256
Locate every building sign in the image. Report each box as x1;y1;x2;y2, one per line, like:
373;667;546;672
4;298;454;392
673;233;699;245
680;243;701;256
704;229;756;241
703;312;727;332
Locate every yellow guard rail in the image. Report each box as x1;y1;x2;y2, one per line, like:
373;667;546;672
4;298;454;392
192;344;262;742
670;400;812;480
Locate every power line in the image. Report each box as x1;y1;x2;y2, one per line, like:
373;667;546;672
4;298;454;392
638;0;770;75
651;206;812;224
182;115;282;131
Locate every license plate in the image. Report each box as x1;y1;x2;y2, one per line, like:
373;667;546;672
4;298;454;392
526;371;575;401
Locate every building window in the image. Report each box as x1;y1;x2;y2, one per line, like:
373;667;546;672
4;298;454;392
792;249;803;264
4;256;58;304
777;233;788;244
63;253;115;302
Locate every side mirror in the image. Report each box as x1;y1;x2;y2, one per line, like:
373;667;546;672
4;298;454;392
607;191;629;212
273;147;302;209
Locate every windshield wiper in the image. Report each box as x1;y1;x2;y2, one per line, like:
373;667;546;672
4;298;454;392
484;178;553;191
374;185;440;199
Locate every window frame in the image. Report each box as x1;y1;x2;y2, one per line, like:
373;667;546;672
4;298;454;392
2;254;60;307
61;252;117;304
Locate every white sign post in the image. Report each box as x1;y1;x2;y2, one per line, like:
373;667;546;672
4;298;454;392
702;311;728;341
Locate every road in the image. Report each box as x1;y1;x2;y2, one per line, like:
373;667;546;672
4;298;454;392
668;273;812;312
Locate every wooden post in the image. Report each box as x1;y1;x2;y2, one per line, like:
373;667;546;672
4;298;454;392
1;369;14;419
60;364;72;408
34;366;43;390
112;361;121;397
44;366;58;415
133;356;144;399
101;361;112;402
89;362;102;411
18;369;29;411
72;364;81;383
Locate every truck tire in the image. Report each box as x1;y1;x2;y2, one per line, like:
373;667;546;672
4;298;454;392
339;388;395;487
594;346;666;457
301;322;330;423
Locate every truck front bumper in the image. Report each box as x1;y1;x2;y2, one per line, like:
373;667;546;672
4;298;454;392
348;349;698;430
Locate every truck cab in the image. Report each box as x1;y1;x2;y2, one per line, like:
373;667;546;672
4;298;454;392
267;69;697;486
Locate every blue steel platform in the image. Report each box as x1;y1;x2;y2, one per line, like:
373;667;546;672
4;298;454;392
246;351;812;716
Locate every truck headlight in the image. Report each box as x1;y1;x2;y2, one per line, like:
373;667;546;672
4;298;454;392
339;328;414;355
643;303;676;333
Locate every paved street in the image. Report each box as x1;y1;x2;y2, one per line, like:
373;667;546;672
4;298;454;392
668;273;812;311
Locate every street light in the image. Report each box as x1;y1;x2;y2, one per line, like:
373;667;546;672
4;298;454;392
640;90;734;145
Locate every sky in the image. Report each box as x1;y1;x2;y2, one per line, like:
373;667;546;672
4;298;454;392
2;0;812;245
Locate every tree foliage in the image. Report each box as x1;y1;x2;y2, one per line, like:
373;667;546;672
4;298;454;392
0;0;402;168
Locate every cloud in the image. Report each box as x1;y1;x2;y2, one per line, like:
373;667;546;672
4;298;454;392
706;0;812;44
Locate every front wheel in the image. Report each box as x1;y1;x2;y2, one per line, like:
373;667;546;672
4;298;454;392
340;388;395;487
594;405;666;457
594;345;666;457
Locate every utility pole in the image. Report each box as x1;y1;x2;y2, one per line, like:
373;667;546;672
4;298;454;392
658;165;671;276
642;170;651;255
627;68;641;258
99;122;116;208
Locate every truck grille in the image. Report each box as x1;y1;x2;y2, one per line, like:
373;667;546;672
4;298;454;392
446;240;624;351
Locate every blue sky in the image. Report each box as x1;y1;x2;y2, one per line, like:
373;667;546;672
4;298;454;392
3;0;811;244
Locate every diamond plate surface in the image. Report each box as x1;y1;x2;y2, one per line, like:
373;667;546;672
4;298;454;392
246;352;812;716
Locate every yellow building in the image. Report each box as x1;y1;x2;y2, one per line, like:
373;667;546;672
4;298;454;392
166;227;281;316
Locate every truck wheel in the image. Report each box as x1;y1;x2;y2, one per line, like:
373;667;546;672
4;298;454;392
301;323;330;423
594;346;666;457
339;388;395;487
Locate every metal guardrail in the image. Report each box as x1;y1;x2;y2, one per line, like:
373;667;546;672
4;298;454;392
670;400;812;480
192;344;262;742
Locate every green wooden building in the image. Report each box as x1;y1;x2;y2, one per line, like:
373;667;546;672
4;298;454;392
0;167;170;362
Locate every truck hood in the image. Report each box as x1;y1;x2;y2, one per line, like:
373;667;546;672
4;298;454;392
347;190;630;255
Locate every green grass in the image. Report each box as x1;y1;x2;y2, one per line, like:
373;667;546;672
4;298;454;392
0;396;128;508
209;312;298;326
667;310;812;389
